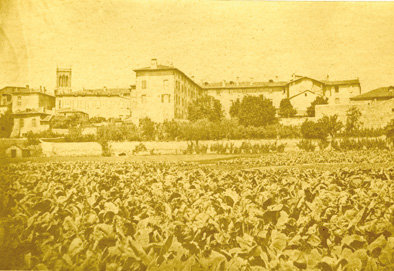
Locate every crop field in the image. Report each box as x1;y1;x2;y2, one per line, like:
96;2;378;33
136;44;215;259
1;151;394;270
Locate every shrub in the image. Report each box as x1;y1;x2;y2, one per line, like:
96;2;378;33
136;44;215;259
301;120;326;139
99;140;112;156
133;143;148;154
297;139;316;152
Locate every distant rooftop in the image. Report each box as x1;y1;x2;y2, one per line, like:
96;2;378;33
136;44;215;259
1;85;54;97
350;86;394;101
202;77;360;89
56;87;133;97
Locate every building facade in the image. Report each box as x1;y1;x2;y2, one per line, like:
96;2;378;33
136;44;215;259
203;76;361;117
11;110;52;137
56;88;132;119
131;59;202;123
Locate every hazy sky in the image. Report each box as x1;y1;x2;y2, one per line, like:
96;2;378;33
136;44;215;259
1;0;394;94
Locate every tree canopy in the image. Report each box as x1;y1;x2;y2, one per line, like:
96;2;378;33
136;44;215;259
278;98;297;118
188;95;224;123
230;95;277;127
345;106;363;134
0;110;13;138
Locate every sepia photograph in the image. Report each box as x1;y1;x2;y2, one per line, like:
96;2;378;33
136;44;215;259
1;0;394;270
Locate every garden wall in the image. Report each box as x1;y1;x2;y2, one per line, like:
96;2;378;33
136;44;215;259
41;141;102;157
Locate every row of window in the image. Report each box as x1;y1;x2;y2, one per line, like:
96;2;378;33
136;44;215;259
17;118;37;128
141;80;170;90
59;99;127;109
140;94;172;103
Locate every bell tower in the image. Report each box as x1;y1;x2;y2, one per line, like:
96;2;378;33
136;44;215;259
56;67;72;94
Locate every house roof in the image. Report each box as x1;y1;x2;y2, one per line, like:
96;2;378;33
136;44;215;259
57;108;89;115
133;64;176;72
57;87;131;97
134;64;201;89
202;77;360;90
202;81;288;89
41;115;54;122
12;109;51;116
350;86;394;101
6;144;23;150
289;89;318;99
321;79;360;86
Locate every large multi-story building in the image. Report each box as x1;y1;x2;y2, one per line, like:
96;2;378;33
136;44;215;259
56;87;133;119
55;68;134;120
131;59;202;122
204;75;361;117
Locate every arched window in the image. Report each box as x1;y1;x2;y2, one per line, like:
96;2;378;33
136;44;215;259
60;75;64;87
65;76;68;87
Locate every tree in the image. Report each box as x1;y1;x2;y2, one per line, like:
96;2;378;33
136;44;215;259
278;98;297;118
301;119;326;139
317;114;344;139
139;117;156;140
188;95;224;123
385;118;394;144
345;106;362;135
0;111;13;137
306;96;328;117
51;114;88;129
229;98;241;119
234;95;277;127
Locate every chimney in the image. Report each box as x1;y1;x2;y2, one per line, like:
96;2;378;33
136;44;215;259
326;75;329;81
151;59;158;69
275;76;279;81
44;87;47;93
222;80;226;87
26;85;29;90
40;86;42;92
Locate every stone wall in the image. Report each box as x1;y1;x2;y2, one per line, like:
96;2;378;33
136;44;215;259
316;99;394;129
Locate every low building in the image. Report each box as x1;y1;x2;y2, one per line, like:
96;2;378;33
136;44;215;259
5;145;30;158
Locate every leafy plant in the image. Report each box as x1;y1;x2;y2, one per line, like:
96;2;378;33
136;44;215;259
297;139;316;151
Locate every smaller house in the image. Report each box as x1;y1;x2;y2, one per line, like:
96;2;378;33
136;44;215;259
11;110;53;137
5;145;30;158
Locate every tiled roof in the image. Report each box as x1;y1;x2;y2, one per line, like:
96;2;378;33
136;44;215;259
12;109;50;116
57;87;131;97
202;77;360;89
133;65;176;72
350;86;394;101
202;81;288;89
41;115;54;122
57;108;88;114
321;79;360;85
